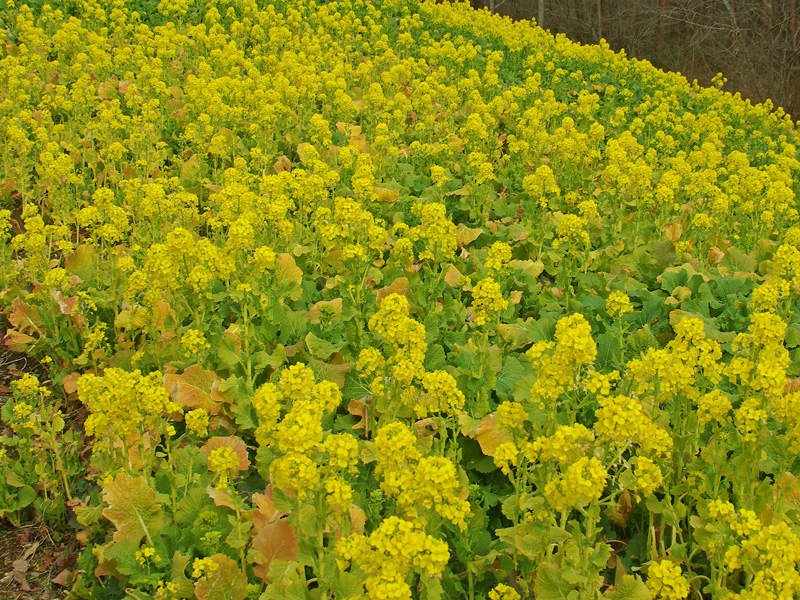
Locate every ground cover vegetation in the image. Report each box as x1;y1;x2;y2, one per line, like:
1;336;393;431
1;0;800;598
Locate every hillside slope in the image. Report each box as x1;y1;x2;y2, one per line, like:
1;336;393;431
2;0;800;598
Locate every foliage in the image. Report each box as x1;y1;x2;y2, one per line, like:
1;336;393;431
1;0;800;599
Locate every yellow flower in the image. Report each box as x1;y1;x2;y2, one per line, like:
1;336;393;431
606;291;633;318
485;241;512;274
185;408;209;437
180;329;210;358
634;457;663;497
471;277;508;326
489;583;521;600
646;560;689;600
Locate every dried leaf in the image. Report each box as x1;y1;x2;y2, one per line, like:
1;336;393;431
250;486;284;530
443;264;464;287
463;413;511;457
373;185;399;203
664;222;682;242
349;505;366;535
51;569;72;587
376;277;411;305
102;474;164;543
250;520;298;583
206;486;238;511
275;253;303;287
305;298;343;323
8;299;43;333
348;398;367;430
50;289;77;314
456;224;483;247
201;436;250;471
708;246;725;265
163;365;230;415
62;372;80;395
3;329;35;352
273;155;291;173
194;554;247;600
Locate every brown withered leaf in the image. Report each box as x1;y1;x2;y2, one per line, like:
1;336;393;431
413;418;438;438
462;413;511;457
456;224;483;247
273;155;291;173
664;222;683;242
250;519;298;583
8;298;43;333
62;372;80;395
305;298;343;323
51;569;72;587
606;490;633;528
201;436;250;471
50;289;77;315
194;554;247;600
373;186;400;203
206;486;238;511
708;246;725;265
153;299;177;341
163;365;230;415
443;264;464;287
785;379;800;395
102;474;164;543
376;277;411;305
250;486;285;530
4;329;35;351
348;398;368;431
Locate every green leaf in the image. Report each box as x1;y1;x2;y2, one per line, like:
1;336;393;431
170;551;195;599
64;244;97;280
226;514;253;549
305;331;343;359
497;321;533;348
494;356;527;399
102;539;140;577
603;574;651;600
421;576;444;600
786;324;800;349
535;562;573;600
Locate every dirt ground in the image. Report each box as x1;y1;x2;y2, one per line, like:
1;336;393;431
0;337;79;599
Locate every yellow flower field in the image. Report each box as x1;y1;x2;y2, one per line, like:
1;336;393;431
1;0;800;598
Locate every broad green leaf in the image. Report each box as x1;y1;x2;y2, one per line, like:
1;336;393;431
305;331;343;359
170;551;195;599
603;574;651;600
535;562;574;600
